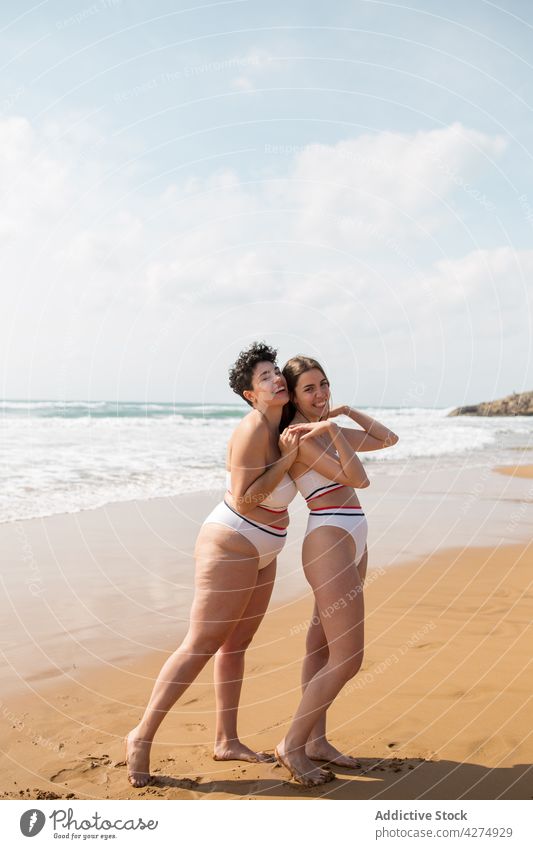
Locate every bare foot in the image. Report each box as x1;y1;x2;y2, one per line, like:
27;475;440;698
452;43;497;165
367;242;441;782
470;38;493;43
213;741;275;763
306;739;361;768
274;740;336;787
125;729;152;788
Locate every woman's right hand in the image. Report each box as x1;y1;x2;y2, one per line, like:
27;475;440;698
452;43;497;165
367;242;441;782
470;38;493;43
278;427;301;465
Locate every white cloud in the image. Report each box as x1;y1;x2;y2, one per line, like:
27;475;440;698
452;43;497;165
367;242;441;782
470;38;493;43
2;113;528;403
230;76;254;91
136;123;506;306
284;123;505;247
0;117;70;241
422;247;533;318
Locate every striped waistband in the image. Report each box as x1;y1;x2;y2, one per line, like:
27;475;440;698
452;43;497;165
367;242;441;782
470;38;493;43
223;501;288;537
309;505;365;517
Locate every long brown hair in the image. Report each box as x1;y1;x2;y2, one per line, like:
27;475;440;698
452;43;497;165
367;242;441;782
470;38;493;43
280;355;330;431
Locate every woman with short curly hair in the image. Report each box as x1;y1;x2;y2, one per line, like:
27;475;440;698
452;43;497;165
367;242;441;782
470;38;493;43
125;342;308;787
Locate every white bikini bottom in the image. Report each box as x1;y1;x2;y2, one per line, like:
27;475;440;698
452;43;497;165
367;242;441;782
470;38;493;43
202;500;287;570
305;506;368;567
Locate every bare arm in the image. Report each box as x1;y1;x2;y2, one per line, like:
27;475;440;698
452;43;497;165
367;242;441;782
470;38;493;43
329;405;399;452
294;421;369;489
229;421;299;515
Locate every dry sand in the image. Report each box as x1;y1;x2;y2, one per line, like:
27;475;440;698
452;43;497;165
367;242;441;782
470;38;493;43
1;538;531;800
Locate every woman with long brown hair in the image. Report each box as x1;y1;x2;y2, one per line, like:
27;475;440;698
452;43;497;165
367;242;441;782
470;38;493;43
275;356;398;786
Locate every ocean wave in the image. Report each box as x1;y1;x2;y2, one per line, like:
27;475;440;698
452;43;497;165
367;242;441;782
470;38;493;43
1;404;530;523
1;399;245;420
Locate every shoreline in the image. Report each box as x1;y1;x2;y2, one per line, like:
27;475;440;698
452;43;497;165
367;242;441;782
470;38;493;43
2;406;531;527
1;463;532;699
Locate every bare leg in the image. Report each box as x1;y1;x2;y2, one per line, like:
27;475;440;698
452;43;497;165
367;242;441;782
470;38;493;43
357;545;368;586
305;546;367;766
126;526;259;787
213;558;277;763
276;529;364;786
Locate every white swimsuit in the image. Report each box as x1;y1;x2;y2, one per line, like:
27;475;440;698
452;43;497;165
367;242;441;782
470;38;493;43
202;471;297;570
294;468;368;567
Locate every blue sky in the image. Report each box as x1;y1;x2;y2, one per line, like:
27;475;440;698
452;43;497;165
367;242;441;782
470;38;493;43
1;0;532;406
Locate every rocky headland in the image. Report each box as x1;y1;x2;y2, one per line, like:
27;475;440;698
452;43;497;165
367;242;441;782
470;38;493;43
448;391;533;417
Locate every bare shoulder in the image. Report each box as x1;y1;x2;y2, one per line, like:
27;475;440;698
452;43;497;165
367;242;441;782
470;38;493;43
232;411;269;446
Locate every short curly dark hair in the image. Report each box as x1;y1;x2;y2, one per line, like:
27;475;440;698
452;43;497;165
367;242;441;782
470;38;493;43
228;341;278;406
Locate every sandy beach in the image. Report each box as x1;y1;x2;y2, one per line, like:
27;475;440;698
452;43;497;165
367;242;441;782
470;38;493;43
3;0;533;820
495;465;533;480
0;465;531;800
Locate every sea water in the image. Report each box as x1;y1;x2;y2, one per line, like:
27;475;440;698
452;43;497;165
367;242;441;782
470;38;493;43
1;400;531;523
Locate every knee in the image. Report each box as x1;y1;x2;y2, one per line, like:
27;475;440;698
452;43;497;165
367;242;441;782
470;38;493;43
218;632;254;656
332;649;364;683
183;632;225;658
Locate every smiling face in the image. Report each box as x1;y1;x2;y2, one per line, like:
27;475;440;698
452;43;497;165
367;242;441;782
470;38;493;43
243;360;289;408
292;367;330;421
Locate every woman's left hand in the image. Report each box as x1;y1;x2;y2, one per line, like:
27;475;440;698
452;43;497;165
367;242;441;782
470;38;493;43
288;420;338;441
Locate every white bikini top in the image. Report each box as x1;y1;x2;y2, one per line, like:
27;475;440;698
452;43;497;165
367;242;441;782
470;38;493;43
225;471;297;513
294;468;345;503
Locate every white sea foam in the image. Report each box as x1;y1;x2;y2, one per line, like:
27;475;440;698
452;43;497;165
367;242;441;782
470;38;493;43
1;403;531;522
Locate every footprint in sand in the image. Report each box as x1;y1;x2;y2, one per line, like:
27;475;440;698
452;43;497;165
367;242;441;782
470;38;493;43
50;755;113;785
147;775;203;798
185;723;207;732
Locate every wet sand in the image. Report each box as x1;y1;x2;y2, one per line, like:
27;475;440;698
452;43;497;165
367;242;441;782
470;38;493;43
0;463;531;800
495;465;533;480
